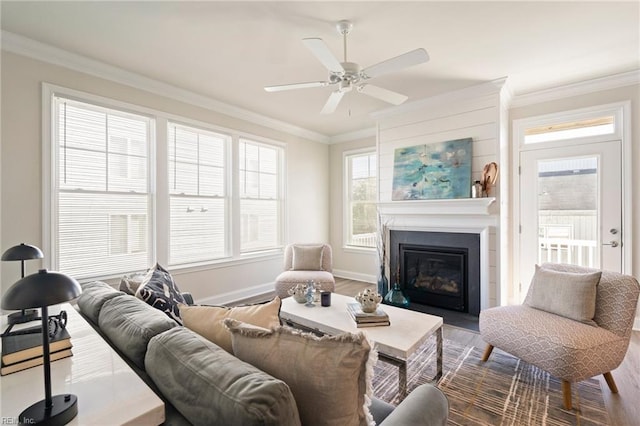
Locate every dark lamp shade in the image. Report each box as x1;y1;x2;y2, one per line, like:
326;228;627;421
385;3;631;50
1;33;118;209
1;269;81;310
1;243;44;261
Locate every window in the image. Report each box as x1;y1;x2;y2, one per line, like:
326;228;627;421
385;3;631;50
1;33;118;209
524;116;615;144
168;123;229;265
239;139;282;253
47;87;286;281
345;151;377;248
53;96;152;279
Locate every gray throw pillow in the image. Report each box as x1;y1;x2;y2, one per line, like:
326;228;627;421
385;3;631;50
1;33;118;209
525;264;601;325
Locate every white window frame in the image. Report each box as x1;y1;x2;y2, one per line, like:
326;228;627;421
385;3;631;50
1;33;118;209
166;121;232;266
43;83;286;281
343;148;377;252
237;136;286;255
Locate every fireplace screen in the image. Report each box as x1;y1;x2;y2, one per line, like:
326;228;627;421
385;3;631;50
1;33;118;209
401;244;467;312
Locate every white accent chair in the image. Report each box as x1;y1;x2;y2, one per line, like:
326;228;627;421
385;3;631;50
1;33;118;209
274;244;335;299
480;263;639;410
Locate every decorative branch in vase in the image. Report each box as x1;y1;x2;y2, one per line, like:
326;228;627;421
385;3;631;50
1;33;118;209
384;255;410;308
376;210;390;297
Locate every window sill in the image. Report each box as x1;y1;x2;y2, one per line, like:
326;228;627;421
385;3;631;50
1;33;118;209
342;246;376;255
76;250;283;284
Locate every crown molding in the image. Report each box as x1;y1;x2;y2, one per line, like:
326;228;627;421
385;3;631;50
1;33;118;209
1;31;330;144
371;77;508;120
328;127;376;144
510;70;640;108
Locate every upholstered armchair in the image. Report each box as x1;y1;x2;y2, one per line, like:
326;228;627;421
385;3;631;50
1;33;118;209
479;263;640;410
274;244;336;299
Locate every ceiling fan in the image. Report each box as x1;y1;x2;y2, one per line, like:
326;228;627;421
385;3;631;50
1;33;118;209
264;20;429;114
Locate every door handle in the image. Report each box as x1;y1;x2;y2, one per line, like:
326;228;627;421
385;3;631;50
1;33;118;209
603;241;620;248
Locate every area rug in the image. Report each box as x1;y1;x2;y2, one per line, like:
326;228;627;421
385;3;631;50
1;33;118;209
371;337;610;425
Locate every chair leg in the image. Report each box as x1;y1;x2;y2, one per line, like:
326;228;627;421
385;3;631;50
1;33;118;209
481;344;494;362
603;372;619;393
562;380;572;410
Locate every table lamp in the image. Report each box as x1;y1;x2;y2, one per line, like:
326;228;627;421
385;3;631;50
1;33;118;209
1;269;82;425
2;243;44;324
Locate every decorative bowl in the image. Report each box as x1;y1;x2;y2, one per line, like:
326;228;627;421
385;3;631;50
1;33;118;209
288;284;308;304
355;288;382;313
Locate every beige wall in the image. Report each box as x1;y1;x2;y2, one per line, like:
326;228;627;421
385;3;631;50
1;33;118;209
510;83;640;326
0;51;329;303
328;136;377;283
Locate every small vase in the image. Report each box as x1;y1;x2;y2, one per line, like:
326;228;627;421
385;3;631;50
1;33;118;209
383;283;410;308
377;267;389;298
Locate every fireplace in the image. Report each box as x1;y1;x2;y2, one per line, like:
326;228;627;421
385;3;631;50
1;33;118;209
389;230;480;316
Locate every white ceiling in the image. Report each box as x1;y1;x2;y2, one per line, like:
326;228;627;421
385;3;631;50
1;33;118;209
2;1;639;139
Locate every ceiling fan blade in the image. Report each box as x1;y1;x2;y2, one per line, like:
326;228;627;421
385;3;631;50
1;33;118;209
321;91;345;114
302;38;344;74
264;81;329;92
358;84;408;105
362;48;429;79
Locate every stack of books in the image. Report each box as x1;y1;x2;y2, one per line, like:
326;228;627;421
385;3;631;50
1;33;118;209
1;324;73;375
346;303;390;328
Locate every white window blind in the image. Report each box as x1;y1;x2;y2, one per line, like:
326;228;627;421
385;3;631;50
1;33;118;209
168;123;229;265
54;97;151;279
346;152;377;248
239;139;282;253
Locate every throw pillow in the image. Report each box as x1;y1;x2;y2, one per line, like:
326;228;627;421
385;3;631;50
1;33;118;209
291;244;324;271
135;263;186;325
525;264;601;325
179;297;281;354
225;319;376;426
119;271;147;295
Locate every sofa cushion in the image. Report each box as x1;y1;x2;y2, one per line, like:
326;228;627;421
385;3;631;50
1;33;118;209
77;281;124;325
135;263;186;324
291;244;324;270
99;294;177;369
226;319;376;426
119;271;148;295
525;264;601;325
145;327;301;426
179;297;281;354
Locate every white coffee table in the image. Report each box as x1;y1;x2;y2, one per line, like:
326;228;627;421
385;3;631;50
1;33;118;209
280;293;443;399
1;303;164;425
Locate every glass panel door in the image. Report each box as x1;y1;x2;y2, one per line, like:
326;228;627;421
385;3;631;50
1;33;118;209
519;140;622;300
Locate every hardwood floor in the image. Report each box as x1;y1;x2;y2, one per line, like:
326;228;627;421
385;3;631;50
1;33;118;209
333;277;640;426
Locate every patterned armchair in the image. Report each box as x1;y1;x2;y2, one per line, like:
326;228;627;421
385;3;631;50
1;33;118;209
479;263;639;410
274;244;335;299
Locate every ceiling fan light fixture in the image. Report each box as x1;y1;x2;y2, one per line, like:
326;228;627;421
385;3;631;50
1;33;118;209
264;19;429;114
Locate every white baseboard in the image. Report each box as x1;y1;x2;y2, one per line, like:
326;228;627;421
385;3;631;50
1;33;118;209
634;317;640;332
333;269;376;284
195;282;275;306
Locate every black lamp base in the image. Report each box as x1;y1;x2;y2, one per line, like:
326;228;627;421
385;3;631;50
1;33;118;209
19;394;78;425
8;309;38;325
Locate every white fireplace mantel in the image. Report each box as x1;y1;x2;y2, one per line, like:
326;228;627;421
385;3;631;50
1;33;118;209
378;197;496;217
378;197;497;311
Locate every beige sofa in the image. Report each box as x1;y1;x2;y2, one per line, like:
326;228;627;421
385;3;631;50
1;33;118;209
479;263;640;410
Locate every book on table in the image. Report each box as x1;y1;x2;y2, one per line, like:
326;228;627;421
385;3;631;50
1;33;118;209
1;348;73;376
1;324;72;366
346;303;390;327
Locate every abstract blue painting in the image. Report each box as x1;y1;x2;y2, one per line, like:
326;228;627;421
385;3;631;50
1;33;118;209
392;138;473;200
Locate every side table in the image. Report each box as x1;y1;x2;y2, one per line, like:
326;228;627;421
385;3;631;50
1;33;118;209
1;303;164;425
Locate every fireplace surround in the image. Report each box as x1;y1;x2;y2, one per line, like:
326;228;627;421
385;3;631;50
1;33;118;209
389;230;481;316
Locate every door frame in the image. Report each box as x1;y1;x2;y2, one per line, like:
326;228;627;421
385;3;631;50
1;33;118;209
511;101;632;303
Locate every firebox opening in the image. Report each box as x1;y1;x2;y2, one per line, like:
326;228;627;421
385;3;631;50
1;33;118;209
389;230;480;317
401;245;467;312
